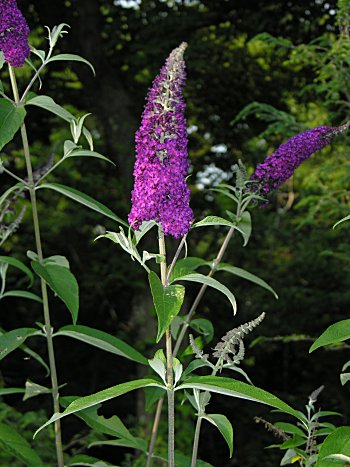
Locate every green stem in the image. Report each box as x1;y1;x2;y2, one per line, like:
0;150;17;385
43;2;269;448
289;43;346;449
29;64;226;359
8;65;64;467
2;166;27;184
159;227;175;467
191;416;203;467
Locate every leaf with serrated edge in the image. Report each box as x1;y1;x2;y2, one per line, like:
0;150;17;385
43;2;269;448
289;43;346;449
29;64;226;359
310;319;350;353
34;378;164;438
149;271;185;342
172;273;236;315
55;325;147;365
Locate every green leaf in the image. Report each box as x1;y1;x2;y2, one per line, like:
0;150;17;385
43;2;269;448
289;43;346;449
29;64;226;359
68;454;118;466
43;255;70;268
333;215;350;229
63;149;114;165
0;328;40;360
274;422;306;438
0;256;33;286
0;183;26;208
172;273;237;315
31;261;79;324
316;427;350;466
61;396;135;440
217;263;278;299
34;378;164;438
23;380;51;401
144;386;164;412
204;414;233;457
169;257;209;282
37;183;127;226
47;54;95;75
1;290;42;302
0;423;44;466
341;373;350;386
0;388;25;396
89;438;147;452
149;271;185;343
236;211;252;246
55;325;147;365
0;99;26;150
193;216;234;229
26;95;74;122
310;320;350;352
182;360;210;378
280;436;306;449
177;376;305;423
190;318;214;343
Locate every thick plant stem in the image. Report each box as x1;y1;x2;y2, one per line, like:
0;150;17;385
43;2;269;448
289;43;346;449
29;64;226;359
147;225;236;464
8;66;64;467
158;228;175;467
191;416;203;467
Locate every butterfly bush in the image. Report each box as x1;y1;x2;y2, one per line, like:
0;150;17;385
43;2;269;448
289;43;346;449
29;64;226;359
128;42;193;238
250;124;349;195
0;0;30;67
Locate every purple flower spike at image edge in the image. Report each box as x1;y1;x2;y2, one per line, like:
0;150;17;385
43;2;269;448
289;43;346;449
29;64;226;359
0;0;30;67
128;42;193;238
250;121;350;196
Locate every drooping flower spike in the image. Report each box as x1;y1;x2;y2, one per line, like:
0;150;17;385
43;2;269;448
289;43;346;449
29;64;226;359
250;122;350;195
128;42;193;238
0;0;30;67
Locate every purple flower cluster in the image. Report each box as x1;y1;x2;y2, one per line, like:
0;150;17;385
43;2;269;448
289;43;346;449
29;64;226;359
0;0;30;68
128;42;193;237
250;126;341;194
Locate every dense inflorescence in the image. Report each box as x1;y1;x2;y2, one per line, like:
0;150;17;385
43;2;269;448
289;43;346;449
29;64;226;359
128;42;193;238
250;125;344;195
0;0;30;67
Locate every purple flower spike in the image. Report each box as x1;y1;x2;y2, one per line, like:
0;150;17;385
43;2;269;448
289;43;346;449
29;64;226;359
128;42;193;238
250;123;350;195
0;0;30;67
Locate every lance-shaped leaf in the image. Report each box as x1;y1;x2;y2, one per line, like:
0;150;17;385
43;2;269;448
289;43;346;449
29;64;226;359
171;273;237;315
316;427;350;467
26;95;74;122
149;271;185;342
1;290;42;302
169;256;209;282
31;261;79;324
63;149;114;165
0;183;26;208
177;376;305;424
55;325;147;365
0;387;25;396
310;319;350;352
203;414;233;457
217;263;278;299
61;396;136;440
89;438;147;452
193;216;235;229
0;256;33;286
0;328;40;360
235;211;252;246
0;422;44;466
37;183;127;226
34;378;164;438
0;99;26;150
47;54;95;75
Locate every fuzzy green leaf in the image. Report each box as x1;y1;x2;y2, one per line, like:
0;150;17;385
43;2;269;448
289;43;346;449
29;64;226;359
310;320;350;352
47;54;95;75
149;271;185;342
204;414;233;457
55;325;147;365
37;183;127;226
34;378;164;438
31;261;79;324
0;256;33;286
0;423;44;466
0;99;26;150
26;95;74;122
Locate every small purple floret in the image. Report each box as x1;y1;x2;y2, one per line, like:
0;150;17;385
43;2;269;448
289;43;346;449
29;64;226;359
0;0;30;67
250;126;337;194
128;42;193;238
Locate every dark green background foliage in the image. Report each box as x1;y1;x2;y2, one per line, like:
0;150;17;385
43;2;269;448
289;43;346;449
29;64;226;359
1;0;350;465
